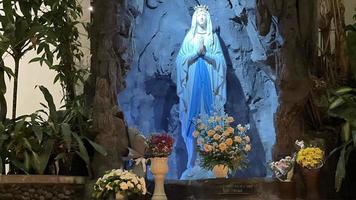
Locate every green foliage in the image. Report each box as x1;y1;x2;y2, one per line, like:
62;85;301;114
0;0;97;176
347;10;356;80
0;86;106;175
328;87;356;191
0;0;87;120
0;114;54;174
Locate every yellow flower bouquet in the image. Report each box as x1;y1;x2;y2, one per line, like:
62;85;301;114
193;114;251;173
295;140;324;169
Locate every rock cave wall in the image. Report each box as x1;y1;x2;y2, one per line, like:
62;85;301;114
118;0;281;179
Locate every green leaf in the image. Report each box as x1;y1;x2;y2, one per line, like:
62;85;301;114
335;87;354;95
84;137;107;156
3;0;14;23
32;139;54;174
29;57;42;63
38;85;57;120
54;152;66;161
329;97;345;109
61;123;72;151
72;132;89;165
2;65;14;79
22;138;33;151
32;125;43;143
341;122;351;142
14;119;25;134
352;130;356;147
335;147;346;192
24;151;31;171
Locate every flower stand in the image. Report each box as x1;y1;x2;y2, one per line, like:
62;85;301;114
150;157;168;200
212;164;228;178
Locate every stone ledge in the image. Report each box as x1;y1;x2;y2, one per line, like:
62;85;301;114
0;175;87;184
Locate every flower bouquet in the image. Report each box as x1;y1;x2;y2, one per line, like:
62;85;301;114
146;133;174;158
295;140;324;169
146;133;174;200
295;140;325;199
92;169;146;199
269;155;295;182
193;114;251;177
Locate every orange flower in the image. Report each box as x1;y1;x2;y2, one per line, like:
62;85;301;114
219;143;227;151
213;134;221;141
222;131;230;137
204;144;213;152
207;130;215;137
225;138;233;146
226;127;234;133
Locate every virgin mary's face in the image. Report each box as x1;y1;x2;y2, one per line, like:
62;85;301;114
196;11;207;28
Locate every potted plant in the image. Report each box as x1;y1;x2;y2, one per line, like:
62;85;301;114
328;86;356;192
146;133;174;200
193;114;251;178
93;169;146;200
269;155;296;199
0;86;106;175
295;140;325;200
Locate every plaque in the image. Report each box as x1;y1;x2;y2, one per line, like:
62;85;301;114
220;183;256;195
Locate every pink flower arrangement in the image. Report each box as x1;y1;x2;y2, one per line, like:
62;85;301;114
146;133;174;157
269;155;295;182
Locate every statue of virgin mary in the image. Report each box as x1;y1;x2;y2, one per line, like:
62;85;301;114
176;5;227;179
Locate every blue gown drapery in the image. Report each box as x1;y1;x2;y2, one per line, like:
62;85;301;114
186;57;213;138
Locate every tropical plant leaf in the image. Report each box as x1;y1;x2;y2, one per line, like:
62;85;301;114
32;139;54;174
61;123;72;151
84;137;107;156
72;132;89;165
335;147;346;192
1;65;14;79
335;87;354;95
29;57;42;63
38;85;57;120
32;125;43;143
22;138;33;151
54;152;66;161
341;122;351;142
24;151;31;172
14;119;25;134
329;97;345;110
329;103;356;121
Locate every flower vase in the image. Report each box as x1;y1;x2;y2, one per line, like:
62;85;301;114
212;164;228;178
115;192;127;200
301;167;321;200
277;168;296;199
150;157;168;200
